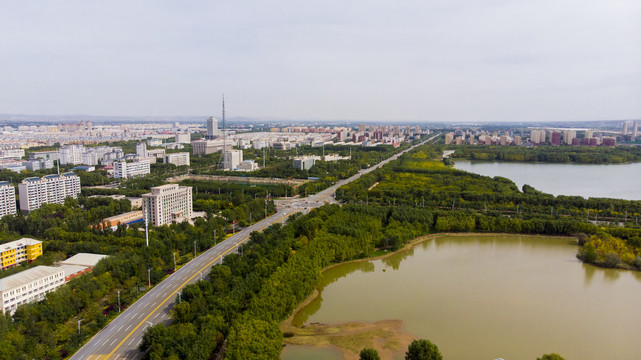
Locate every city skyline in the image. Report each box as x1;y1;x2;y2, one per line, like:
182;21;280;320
1;1;640;123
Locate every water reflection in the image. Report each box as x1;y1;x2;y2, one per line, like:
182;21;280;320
290;235;641;360
381;247;414;270
583;262;595;286
603;267;622;282
292;261;375;326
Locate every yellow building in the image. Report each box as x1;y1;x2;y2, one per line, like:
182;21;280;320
1;238;42;269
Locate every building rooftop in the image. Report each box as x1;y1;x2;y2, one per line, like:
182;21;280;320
0;266;63;292
23;177;42;183
59;264;88;278
0;238;41;252
103;210;143;222
60;253;108;267
0;181;10;187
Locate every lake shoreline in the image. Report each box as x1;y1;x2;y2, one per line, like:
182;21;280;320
280;232;576;359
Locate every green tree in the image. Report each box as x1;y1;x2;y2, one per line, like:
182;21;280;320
405;339;443;360
360;347;381;360
536;353;565;360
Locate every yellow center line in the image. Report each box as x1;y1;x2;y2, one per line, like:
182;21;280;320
105;218;276;359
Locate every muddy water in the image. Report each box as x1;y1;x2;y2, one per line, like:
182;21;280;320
284;235;641;360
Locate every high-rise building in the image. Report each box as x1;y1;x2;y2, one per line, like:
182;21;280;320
0;182;16;219
550;132;561;146
114;160;151;179
0;265;65;314
18;173;81;213
59;144;84;165
223;150;243;170
444;133;454;145
206;117;219;139
602;137;616;147
513;135;522;146
623;122;629;135
634;122;639;138
530;129;546;145
563;130;576;145
1;238;42;269
358;123;366;133
142;184;193;226
136;142;148;158
164;152;190;166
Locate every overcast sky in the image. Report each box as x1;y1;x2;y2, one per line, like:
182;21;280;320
1;1;640;122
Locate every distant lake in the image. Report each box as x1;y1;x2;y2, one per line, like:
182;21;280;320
283;235;641;360
454;160;641;200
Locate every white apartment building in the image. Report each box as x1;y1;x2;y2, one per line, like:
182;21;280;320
175;133;191;144
164;152;190;167
22;159;54;171
114;160;151;179
0;182;16;219
0;266;65;314
0;149;25;159
18;173;81;213
59;144;84;165
563;130;576;145
223;150;243;170
531;130;546;144
136;142;148;158
142;184;193;226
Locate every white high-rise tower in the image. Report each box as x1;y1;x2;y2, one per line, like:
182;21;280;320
206;117;219;139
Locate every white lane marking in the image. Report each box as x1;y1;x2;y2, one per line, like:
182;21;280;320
110;338;118;346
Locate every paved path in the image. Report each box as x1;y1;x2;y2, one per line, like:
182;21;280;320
70;134;439;359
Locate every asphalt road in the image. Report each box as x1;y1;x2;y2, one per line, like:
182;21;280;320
70;134;438;360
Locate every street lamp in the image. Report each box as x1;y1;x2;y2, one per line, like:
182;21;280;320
117;290;121;312
177;292;181;304
148;268;151;288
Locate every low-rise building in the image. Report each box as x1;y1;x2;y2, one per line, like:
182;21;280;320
237;160;259;171
0;238;42;269
293;157;315;170
59;253;109;281
89;194;142;208
99;210;143;231
0;265;65;314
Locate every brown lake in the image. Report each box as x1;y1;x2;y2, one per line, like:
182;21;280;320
282;234;641;360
